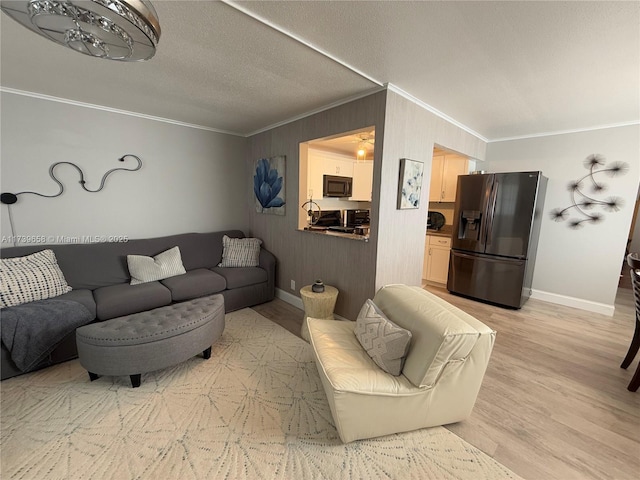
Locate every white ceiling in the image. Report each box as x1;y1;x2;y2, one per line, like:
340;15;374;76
1;1;638;141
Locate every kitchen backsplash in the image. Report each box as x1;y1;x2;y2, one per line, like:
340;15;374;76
313;197;371;211
428;203;455;225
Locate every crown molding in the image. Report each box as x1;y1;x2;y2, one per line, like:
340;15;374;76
385;83;489;143
245;86;386;137
0;87;245;137
4;87;635;145
489;120;640;143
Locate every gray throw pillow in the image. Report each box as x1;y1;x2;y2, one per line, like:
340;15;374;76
127;246;186;285
0;249;72;308
218;235;262;267
354;299;412;376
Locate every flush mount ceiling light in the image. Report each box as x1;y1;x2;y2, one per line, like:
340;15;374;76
1;0;160;61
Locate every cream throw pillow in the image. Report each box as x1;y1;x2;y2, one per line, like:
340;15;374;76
354;299;412;376
127;246;186;285
0;249;72;308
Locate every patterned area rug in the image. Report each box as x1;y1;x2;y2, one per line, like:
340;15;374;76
1;308;522;479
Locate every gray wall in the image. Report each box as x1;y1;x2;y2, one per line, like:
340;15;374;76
249;89;487;319
486;125;640;314
0;92;248;244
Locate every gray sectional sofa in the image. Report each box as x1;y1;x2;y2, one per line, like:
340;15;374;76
0;230;276;380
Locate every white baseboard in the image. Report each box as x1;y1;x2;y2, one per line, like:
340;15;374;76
280;287;614;318
275;288;303;310
530;289;615;317
275;288;349;321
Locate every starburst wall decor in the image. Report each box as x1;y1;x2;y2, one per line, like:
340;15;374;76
550;154;629;229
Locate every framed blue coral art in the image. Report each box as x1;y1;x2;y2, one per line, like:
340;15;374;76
254;156;286;215
397;158;424;209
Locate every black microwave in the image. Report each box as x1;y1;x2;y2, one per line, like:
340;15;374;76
323;175;352;197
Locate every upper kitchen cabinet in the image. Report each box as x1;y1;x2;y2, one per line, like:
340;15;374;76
429;152;469;203
307;149;354;200
350;161;374;201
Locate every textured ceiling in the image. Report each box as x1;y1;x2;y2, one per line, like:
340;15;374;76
1;1;638;141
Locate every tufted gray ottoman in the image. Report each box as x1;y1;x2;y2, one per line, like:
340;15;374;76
76;294;225;387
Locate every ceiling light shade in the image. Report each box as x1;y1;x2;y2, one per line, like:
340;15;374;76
1;0;161;61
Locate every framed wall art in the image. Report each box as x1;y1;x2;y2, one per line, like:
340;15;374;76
397;158;424;209
254;155;286;215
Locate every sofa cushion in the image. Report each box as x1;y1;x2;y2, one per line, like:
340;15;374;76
161;269;226;301
57;289;97;318
211;266;267;290
373;285;494;388
0;249;72;308
93;282;171;320
218;235;262;267
354;299;412;376
127;246;186;285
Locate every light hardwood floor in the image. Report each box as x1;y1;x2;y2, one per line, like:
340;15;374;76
252;288;640;480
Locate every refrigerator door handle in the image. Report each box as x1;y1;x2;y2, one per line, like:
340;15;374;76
453;250;524;266
485;180;499;247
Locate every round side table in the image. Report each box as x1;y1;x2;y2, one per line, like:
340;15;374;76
300;285;339;342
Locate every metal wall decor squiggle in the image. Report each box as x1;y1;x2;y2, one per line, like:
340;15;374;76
0;154;142;205
550;154;629;229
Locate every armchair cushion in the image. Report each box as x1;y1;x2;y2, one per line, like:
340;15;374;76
311;319;416;395
373;285;494;388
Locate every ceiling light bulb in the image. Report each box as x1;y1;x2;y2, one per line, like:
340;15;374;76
357;148;366;158
1;0;161;61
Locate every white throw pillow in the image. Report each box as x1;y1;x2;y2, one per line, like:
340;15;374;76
127;246;186;285
354;299;412;376
218;235;262;268
0;249;72;308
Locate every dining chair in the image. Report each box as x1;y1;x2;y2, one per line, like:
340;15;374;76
621;253;640;392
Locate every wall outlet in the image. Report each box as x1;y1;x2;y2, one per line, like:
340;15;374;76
290;279;296;291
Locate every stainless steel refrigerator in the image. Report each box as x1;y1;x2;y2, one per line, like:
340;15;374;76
447;171;547;309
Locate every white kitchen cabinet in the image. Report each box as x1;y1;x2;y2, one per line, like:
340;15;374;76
307;149;354;199
422;237;430;279
429;154;468;203
428;155;445;202
350;161;374;201
423;235;451;285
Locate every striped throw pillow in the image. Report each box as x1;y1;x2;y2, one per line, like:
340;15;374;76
218;235;262;268
127;246;186;285
0;249;72;308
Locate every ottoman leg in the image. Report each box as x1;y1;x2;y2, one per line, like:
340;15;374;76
203;346;212;359
88;372;100;381
130;374;141;388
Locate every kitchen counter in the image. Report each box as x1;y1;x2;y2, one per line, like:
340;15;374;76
426;224;453;238
300;227;369;242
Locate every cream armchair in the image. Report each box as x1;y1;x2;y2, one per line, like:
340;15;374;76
307;284;495;443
